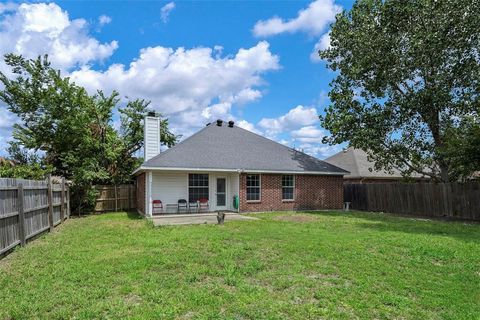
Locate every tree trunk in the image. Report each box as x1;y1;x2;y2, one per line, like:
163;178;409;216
425;109;451;182
439;162;450;182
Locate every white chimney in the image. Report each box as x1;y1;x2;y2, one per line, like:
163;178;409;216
144;113;161;161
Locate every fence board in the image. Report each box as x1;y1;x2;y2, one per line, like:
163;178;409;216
94;184;136;212
344;182;480;221
0;177;70;258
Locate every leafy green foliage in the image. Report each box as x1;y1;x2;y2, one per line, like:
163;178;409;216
441;117;480;180
0;162;53;180
319;0;480;181
0;54;177;212
0;211;479;318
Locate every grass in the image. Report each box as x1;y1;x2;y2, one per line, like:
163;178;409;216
0;211;479;319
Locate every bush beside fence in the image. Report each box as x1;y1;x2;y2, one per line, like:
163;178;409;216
0;176;70;257
344;182;479;221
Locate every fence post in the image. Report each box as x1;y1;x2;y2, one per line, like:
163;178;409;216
66;185;70;218
47;175;54;232
114;185;118;212
60;177;66;221
18;184;26;246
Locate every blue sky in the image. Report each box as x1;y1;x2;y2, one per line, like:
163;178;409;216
0;0;353;158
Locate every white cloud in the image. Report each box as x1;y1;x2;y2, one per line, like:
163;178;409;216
253;0;341;37
236;120;261;134
254;106;341;159
0;3;118;72
258;105;318;136
253;0;340;62
161;2;175;23
98;14;112;26
0;106;19;153
291;125;325;143
310;31;330;62
71;41;280;134
0;107;17;130
298;143;341;159
0;2;119;155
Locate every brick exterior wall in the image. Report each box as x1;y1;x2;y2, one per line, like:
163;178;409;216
343;178;428;184
239;173;343;212
136;173;146;215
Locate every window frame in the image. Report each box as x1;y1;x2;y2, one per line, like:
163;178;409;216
246;174;261;202
188;173;209;203
282;175;295;201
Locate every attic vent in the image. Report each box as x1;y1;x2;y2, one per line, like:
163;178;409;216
228;120;234;127
147;111;156;117
216;119;223;126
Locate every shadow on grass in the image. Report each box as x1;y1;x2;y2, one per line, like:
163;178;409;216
304;210;480;243
126;211;143;220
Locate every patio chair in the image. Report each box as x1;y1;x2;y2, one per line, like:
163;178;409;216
198;198;209;212
152;200;163;215
188;201;199;213
177;199;188;213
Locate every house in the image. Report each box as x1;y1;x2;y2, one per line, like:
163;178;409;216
324;147;426;184
133;116;348;216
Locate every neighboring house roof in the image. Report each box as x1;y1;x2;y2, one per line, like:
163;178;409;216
136;121;348;175
0;157;17;166
324;147;405;179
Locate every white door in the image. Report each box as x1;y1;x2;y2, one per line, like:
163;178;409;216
216;177;227;210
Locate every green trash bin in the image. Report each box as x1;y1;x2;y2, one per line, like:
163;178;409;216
233;195;239;210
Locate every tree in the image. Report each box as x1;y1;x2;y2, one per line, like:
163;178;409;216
0;162;53;180
319;0;480;182
0;54;177;211
441;117;480;180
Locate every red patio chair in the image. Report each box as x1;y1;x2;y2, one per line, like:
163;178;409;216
152;200;163;215
198;198;209;212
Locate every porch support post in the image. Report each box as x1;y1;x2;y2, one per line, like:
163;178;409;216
147;171;153;217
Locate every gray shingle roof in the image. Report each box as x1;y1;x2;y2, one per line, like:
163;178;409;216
140;121;348;175
324;147;404;179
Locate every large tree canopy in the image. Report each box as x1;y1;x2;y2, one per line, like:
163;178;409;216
0;54;178;211
319;0;480;182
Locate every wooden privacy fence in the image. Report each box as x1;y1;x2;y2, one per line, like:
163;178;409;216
0;176;70;256
94;184;136;212
344;182;480;221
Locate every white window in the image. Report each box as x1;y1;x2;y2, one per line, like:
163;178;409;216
282;175;295;200
246;174;260;201
189;174;209;202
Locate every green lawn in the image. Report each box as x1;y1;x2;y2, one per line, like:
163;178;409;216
0;211;479;319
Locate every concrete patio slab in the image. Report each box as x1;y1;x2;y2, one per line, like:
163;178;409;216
151;212;258;226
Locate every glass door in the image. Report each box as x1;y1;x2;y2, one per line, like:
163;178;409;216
216;177;226;209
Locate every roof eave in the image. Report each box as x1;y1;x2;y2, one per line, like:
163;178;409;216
133;166;347;176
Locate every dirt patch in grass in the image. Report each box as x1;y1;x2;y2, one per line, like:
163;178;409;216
273;214;318;223
124;293;143;306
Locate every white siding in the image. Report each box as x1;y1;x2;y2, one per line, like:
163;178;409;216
144;116;160;161
149;171;240;212
151;172;188;205
230;174;239;212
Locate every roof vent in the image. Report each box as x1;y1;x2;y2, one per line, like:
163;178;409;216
216;119;223;126
228;120;234;127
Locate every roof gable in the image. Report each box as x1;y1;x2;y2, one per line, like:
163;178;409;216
141;122;347;174
324;147;403;178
